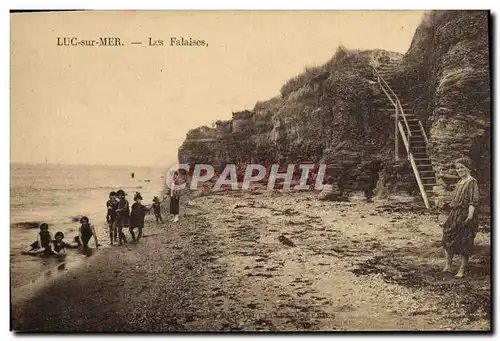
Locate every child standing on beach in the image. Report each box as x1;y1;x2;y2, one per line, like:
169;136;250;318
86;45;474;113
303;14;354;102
129;192;150;243
151;196;163;224
22;223;54;255
114;189;130;245
78;216;99;251
106;191;118;245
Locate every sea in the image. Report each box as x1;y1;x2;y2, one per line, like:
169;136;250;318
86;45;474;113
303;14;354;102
10;163;166;295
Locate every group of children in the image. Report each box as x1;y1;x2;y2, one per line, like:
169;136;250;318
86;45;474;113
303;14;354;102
22;187;181;257
105;189;166;245
22;217;96;257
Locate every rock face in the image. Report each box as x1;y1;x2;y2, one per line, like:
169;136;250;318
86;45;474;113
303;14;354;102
179;11;491;207
394;10;491;207
179;47;415;193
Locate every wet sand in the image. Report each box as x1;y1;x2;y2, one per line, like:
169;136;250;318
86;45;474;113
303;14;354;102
11;187;491;332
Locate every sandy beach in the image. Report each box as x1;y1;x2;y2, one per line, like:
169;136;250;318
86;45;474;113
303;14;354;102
11;186;491;332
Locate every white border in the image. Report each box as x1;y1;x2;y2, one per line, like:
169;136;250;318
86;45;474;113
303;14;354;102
3;1;498;341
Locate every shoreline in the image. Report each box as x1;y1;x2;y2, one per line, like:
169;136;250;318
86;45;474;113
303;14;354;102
10;170;168;308
11;188;491;332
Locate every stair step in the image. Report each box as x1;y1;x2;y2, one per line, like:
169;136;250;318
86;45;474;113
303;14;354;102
390;114;417;120
383;109;413;112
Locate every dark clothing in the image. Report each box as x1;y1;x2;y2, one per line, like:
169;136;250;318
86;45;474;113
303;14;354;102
337;173;348;196
80;223;93;247
152;202;163;223
53;240;71;253
81;234;92;246
106;199;118;224
152;202;161;215
130;203;149;228
28;240;56;255
115;198;130;227
442;177;480;256
39;230;52;248
170;196;180;215
29;240;40;249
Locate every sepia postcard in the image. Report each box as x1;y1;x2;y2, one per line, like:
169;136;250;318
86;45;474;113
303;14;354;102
10;10;491;332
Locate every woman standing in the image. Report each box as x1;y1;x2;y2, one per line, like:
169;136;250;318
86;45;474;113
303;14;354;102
441;157;480;278
169;172;183;222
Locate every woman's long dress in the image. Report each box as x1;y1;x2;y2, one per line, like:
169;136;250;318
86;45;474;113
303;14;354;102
169;176;182;215
170;194;180;215
441;177;480;256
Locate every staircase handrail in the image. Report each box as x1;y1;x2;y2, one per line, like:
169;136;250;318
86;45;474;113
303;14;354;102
370;60;431;209
370;65;413;139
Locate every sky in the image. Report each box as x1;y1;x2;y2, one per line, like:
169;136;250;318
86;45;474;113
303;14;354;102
11;10;425;167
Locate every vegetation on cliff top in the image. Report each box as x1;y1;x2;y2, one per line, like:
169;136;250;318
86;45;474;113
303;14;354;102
179;11;491;203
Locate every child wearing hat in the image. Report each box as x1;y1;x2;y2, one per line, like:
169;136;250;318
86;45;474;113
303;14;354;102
129;192;150;243
151;196;164;224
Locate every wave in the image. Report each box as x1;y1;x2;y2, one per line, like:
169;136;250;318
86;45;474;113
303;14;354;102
10;221;43;229
11;215;87;229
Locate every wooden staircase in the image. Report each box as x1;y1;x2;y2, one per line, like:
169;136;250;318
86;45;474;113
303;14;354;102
370;58;437;208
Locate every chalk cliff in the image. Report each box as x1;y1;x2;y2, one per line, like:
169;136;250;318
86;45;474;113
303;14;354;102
178;10;491;206
394;10;490;206
179;47;409;192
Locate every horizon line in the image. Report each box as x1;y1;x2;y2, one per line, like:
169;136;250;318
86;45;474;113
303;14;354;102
10;161;178;169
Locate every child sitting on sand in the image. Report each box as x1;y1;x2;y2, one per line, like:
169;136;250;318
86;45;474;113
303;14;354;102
51;231;78;257
22;223;54;255
129;192;151;243
76;216;99;251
